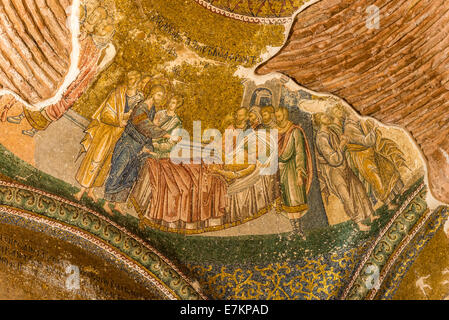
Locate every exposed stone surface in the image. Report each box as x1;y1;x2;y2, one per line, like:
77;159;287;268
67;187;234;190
0;0;72;104
257;0;449;203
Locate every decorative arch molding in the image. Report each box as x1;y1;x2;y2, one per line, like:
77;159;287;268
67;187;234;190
191;0;299;24
0;179;205;300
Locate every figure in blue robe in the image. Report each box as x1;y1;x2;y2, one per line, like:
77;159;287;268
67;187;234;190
104;100;168;203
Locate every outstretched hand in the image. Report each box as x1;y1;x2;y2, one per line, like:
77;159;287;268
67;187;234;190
123;111;132;120
0;97;15;122
139;147;157;158
339;135;349;149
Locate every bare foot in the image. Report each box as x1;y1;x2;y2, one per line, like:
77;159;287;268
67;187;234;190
74;189;85;201
370;215;380;223
357;223;371;232
373;202;384;211
103;202;114;216
387;202;399;211
114;204;126;216
87;189;98;202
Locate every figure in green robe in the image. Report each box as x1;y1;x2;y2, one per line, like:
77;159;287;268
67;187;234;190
275;107;313;239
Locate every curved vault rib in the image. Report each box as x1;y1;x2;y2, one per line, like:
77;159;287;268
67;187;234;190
0;0;79;110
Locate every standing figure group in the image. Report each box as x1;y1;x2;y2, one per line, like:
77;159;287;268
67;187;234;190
222;105;278;132
314;104;405;231
74;70;183;215
221;105;313;238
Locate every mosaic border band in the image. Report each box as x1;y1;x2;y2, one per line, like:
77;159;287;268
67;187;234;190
341;182;427;299
0;206;177;299
377;206;449;300
192;0;294;24
0;179;206;300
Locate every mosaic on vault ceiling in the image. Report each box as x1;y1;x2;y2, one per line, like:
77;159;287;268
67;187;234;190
0;0;447;300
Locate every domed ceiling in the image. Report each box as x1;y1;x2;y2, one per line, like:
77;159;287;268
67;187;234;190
0;0;447;301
